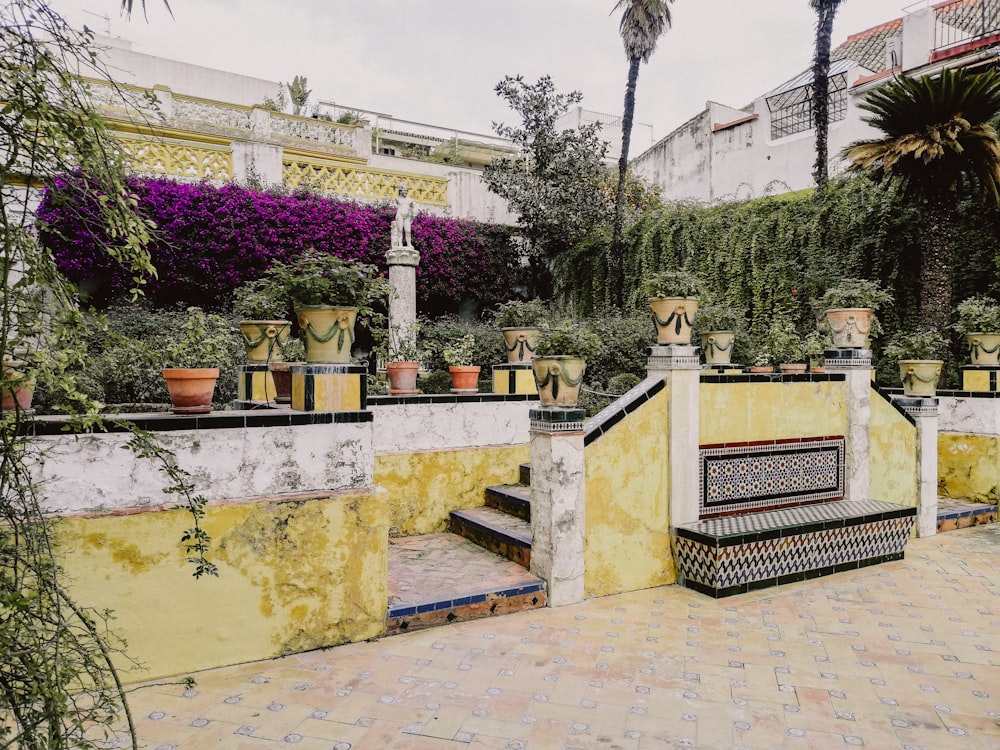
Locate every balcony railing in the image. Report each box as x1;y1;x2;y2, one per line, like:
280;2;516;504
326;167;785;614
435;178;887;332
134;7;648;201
934;0;1000;53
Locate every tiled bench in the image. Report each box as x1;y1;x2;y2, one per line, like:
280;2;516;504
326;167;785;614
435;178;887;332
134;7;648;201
675;499;916;597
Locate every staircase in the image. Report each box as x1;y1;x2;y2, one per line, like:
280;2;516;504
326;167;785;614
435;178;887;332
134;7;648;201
937;498;998;532
386;463;545;635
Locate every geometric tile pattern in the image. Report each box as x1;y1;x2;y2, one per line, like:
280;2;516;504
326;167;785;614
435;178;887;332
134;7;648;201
938;498;999;532
676;500;916;597
115;524;1000;750
700;437;845;518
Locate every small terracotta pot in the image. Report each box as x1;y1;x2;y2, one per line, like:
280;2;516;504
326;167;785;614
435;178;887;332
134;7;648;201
501;327;540;363
825;308;873;349
747;365;774;373
779;363;807;374
162;368;219;414
268;361;293;404
650;297;698;345
449;365;480;393
2;360;34;412
387;361;421;395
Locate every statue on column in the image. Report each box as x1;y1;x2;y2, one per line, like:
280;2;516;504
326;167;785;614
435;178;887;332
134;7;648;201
391;183;416;249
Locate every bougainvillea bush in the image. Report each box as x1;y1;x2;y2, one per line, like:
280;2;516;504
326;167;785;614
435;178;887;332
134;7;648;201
37;175;524;316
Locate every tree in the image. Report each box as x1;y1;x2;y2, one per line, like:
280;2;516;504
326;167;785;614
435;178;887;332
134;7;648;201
810;0;844;195
611;0;673;306
842;68;1000;331
287;74;311;117
483;75;610;295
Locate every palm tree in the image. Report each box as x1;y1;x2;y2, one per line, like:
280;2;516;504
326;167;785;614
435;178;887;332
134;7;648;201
842;68;1000;331
611;0;673;307
810;0;844;195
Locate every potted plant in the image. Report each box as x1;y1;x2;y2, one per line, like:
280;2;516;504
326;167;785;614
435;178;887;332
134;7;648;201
442;334;480;393
819;278;893;349
954;295;1000;365
232;283;291;363
1;356;35;413
161;307;238;414
379;322;429;395
635;269;702;346
883;328;948;397
532;320;601;408
242;248;391;363
802;330;830;372
765;311;807;373
492;298;548;364
691;302;746;366
268;338;305;405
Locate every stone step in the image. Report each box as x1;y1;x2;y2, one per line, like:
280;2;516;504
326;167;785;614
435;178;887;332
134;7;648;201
937;498;998;533
485;484;531;521
519;462;532;486
387;532;544;636
450;506;532;567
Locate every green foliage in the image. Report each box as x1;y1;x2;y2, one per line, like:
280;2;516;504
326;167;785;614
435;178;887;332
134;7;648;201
819;277;894;311
883;328;949;361
607;372;642;394
483;75;611;273
535;320;602;359
257;85;288;113
762;309;806;364
442;334;477;367
419;316;504;373
232;283;288;321
162;307;240;370
490;298;549;329
286;75;311;117
691;302;748;335
580;313;649;387
634;269;703;302
954;295;1000;334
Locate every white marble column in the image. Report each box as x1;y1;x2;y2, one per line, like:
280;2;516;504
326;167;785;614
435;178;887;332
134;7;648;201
894;396;940;537
529;408;586;606
824;350;872;502
387;245;419;356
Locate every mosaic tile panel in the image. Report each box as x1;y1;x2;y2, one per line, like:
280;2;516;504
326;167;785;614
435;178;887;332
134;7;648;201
676;500;916;597
699;437;845;518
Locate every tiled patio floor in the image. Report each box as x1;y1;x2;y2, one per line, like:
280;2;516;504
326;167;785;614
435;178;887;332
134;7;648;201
116;524;999;749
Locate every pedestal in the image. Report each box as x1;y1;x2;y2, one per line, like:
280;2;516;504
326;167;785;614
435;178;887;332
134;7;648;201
960;365;1000;392
529;407;585;606
824;349;872;503
237;364;277;403
291;364;367;412
492;363;537;395
892;395;939;537
387;244;419;357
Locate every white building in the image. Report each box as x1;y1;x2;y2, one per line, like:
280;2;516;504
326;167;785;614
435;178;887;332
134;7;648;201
633;1;1000;202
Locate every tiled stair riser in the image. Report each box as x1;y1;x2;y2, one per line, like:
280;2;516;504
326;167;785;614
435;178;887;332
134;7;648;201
484;485;531;520
386;584;545;636
449;510;531;567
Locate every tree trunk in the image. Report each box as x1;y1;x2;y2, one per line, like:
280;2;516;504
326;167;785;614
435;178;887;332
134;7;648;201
811;1;840;196
610;57;641;309
919;198;954;333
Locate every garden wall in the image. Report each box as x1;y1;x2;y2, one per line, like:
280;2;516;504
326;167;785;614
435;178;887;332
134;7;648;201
870;387;919;509
937;393;1000;502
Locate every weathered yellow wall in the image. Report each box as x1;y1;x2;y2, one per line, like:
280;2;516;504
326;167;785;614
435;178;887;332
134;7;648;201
375;445;530;536
700;381;847;444
57;489;388;683
939;433;1000;502
870;391;918;507
585;386;673;596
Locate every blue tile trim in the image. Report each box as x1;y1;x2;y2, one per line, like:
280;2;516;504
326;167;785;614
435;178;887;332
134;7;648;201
871;382;916;425
19;410;374;436
584;378;666;446
387;582;544;617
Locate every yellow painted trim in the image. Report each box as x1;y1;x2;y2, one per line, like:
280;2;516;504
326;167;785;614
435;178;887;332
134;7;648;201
281;148;367;166
110;123;233;147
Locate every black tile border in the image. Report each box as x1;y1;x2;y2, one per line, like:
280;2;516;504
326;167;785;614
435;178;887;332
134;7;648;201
871;382;916;425
584;378;666;446
368;393;538;406
699;373;847;384
882;385;1000;400
19;410;373;436
450;509;532;546
387;579;545;618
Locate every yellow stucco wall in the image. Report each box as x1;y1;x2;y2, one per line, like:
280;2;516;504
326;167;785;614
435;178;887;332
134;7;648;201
375;445;530;536
870;390;918;507
939;433;1000;502
57;489;388;683
700;381;847;444
585;386;673;596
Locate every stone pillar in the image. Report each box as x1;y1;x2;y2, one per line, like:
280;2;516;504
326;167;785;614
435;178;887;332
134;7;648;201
646;345;701;526
231;142;283;186
529;408;586;606
824;349;872;502
893;396;939;537
386;245;419;356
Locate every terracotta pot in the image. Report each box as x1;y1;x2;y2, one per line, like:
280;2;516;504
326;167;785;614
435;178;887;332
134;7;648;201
747;365;774;373
966;332;1000;365
387;361;420;395
501;327;539;364
268;361;293;404
296;306;358;363
449;365;480;393
162;368;219;414
532;356;586;407
701;331;735;365
779;363;807;374
239;320;291;363
650;297;698;345
825;308;873;349
898;359;942;397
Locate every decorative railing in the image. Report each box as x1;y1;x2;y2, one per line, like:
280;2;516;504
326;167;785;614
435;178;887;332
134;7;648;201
283;158;448;206
934;0;1000;53
118;133;232;181
172;94;253;131
271;113;357;149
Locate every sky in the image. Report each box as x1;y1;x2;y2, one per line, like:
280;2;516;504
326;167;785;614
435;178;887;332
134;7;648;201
47;0;922;142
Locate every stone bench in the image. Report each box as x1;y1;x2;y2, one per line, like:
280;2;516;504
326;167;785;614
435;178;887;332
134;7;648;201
675;499;916;598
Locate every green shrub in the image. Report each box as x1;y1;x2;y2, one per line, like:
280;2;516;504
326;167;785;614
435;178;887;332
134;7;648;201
420;316;504;372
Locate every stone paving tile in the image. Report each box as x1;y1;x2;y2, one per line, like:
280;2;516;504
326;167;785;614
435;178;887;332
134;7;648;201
121;525;1000;748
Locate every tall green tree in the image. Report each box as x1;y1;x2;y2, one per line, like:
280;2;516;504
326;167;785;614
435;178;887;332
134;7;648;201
483;75;610;296
842;68;1000;331
611;0;673;306
810;0;844;195
287;74;311;117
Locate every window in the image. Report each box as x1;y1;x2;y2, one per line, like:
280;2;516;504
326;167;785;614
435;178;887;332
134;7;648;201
766;73;847;140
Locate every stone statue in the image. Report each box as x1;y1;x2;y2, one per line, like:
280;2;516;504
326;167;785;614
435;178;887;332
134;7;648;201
391;183;416;248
